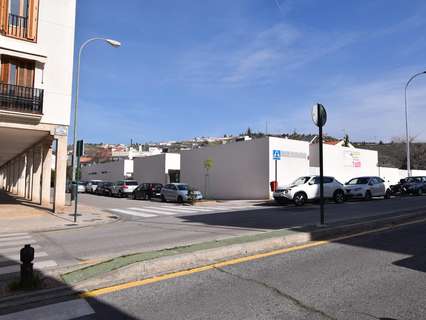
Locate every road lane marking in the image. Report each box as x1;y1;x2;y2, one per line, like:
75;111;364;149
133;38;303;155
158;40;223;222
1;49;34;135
109;209;157;218
0;260;58;276
80;217;426;298
0;239;36;248
157;206;215;212
128;207;177;216
0;252;48;263
0;236;32;243
0;233;29;239
0;299;95;320
0;245;42;254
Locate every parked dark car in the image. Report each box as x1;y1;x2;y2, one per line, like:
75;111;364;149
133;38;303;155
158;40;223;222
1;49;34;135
95;182;114;196
390;176;426;196
132;183;163;200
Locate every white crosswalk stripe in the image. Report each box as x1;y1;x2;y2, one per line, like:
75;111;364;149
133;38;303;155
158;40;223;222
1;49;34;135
0;233;57;277
0;244;42;254
0;299;95;320
108;204;263;219
110;208;157;218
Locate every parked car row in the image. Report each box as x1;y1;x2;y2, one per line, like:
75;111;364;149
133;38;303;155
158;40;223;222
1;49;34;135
389;176;426;196
273;175;401;206
85;180;203;203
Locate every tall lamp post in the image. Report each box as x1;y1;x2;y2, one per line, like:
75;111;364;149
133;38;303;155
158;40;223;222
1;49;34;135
404;71;426;177
71;38;121;185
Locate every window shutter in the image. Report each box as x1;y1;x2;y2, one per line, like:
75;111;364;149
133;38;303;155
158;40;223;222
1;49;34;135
0;0;8;34
28;0;39;40
1;60;9;84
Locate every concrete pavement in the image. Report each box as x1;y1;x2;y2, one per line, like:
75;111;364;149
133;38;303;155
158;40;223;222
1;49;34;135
1;219;424;319
36;194;426;268
84;220;426;319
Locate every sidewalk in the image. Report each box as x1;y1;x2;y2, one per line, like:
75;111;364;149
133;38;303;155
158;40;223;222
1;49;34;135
0;191;119;233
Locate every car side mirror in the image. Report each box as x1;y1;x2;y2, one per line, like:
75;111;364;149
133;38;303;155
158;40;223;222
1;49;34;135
308;181;314;185
368;182;373;186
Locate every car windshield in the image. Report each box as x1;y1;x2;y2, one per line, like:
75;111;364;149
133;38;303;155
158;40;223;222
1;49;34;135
177;185;189;191
291;177;310;186
347;178;370;185
406;177;421;183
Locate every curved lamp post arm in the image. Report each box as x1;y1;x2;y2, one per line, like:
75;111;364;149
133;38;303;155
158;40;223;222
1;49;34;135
404;71;426;177
71;38;121;182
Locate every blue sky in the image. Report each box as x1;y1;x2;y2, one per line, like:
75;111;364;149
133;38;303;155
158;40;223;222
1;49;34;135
73;0;426;144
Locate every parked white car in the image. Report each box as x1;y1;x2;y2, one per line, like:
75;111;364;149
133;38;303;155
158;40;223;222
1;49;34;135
161;183;203;203
273;175;346;206
344;176;391;200
111;180;139;197
86;180;103;193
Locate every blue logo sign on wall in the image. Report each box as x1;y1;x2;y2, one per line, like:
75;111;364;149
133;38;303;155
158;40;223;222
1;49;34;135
272;150;281;160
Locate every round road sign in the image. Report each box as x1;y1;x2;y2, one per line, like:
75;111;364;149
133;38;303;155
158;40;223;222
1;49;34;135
312;103;327;127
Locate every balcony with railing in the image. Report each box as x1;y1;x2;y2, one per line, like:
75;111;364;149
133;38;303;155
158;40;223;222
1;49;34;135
0;83;44;117
6;14;28;39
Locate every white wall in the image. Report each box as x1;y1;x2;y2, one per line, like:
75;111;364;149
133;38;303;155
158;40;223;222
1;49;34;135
0;0;76;126
133;153;180;185
81;159;130;182
310;144;379;183
181;138;269;200
378;167;426;185
269;137;310;190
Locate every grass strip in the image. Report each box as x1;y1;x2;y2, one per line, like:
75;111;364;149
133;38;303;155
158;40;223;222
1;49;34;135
62;228;300;285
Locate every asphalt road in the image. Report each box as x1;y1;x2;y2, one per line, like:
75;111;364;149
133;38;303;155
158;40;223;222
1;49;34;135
3;219;424;319
34;194;426;267
87;220;426;319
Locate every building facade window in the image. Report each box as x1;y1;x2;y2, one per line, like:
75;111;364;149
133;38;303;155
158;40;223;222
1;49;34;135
1;55;35;88
0;0;38;40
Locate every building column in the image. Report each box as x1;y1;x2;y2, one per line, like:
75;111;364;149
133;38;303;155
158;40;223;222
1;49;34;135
12;159;18;194
41;139;53;207
17;155;27;197
25;151;33;199
32;145;42;204
53;135;67;213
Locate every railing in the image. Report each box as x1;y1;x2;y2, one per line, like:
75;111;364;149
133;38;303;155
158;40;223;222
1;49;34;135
0;83;44;114
7;14;28;39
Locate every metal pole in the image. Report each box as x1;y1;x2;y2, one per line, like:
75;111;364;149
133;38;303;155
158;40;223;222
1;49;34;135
275;159;277;182
74;155;80;223
71;38;120;184
318;105;325;225
404;71;426;177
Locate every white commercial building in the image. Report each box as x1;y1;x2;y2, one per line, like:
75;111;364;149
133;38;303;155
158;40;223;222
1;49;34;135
309;143;379;184
133;153;180;185
0;0;76;212
81;159;134;182
181;137;310;200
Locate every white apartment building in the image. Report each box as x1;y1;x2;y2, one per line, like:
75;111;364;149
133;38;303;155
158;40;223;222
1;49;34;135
0;0;76;212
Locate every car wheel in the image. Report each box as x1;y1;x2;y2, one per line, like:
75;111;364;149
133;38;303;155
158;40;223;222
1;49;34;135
161;195;166;202
364;190;372;201
109;191;112;197
333;190;345;204
384;189;391;199
132;193;137;200
293;192;307;206
144;194;150;201
177;196;184;204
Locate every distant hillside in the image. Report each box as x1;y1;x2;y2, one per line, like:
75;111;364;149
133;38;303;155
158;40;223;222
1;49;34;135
354;142;426;169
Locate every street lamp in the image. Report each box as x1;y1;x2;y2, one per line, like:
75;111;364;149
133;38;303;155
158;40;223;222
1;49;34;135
71;38;121;184
404;70;426;177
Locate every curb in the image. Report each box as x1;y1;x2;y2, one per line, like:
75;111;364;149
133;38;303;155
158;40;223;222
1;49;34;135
3;213;122;235
70;210;426;292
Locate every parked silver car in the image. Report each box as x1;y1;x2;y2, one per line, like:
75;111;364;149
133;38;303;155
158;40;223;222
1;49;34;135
160;183;203;203
344;176;391;200
111;180;139;197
